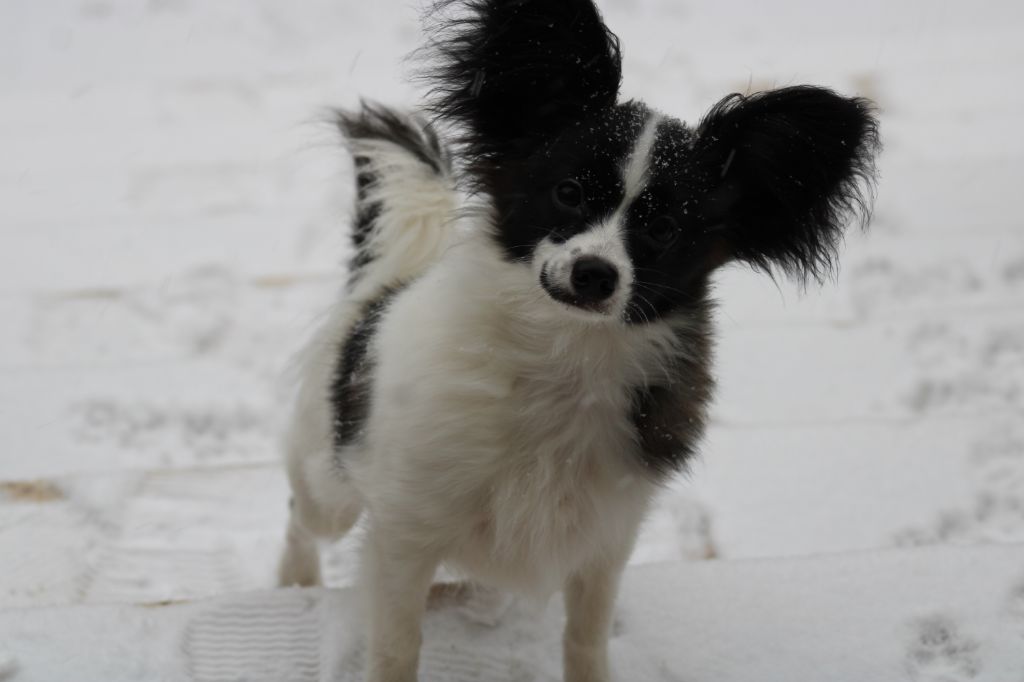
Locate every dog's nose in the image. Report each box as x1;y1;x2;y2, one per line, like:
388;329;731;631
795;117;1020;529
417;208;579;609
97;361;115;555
571;257;619;303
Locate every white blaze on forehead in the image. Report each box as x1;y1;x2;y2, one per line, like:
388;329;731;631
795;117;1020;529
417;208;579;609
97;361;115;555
621;113;664;205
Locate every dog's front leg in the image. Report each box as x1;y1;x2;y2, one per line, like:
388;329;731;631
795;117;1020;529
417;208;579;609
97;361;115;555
562;554;628;682
364;526;439;682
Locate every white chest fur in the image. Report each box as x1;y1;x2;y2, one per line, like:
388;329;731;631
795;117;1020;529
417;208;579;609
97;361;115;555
355;237;674;594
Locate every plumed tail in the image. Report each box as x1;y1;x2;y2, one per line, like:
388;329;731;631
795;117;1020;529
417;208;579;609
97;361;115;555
337;102;457;296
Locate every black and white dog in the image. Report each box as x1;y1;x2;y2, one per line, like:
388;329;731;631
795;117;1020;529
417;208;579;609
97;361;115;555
278;1;879;680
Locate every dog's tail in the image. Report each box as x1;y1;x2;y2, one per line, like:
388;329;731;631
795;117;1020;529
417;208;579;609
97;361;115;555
337;102;457;296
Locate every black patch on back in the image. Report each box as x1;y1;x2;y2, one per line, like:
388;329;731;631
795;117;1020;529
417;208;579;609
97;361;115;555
629;287;716;477
330;287;403;451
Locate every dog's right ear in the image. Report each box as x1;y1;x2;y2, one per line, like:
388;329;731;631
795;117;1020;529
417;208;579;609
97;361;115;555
421;0;622;170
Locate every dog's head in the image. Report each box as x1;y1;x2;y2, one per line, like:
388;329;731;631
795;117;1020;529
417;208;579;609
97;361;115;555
423;0;879;323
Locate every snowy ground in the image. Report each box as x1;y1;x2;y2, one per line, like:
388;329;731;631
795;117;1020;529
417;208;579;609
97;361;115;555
2;0;1024;680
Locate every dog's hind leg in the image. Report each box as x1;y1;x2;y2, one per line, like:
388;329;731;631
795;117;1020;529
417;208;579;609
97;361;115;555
278;451;364;588
278;503;323;587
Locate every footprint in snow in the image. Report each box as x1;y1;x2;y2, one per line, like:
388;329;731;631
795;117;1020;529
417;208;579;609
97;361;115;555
1007;577;1024;638
894;423;1024;548
905;615;981;681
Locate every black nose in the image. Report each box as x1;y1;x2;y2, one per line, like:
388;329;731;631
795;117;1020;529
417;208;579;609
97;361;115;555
571;257;619;303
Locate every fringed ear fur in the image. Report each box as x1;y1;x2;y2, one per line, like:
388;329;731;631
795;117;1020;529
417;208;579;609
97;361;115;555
418;0;623;172
694;86;880;283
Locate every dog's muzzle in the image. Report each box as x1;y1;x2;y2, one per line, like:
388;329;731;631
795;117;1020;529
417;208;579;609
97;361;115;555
541;255;620;313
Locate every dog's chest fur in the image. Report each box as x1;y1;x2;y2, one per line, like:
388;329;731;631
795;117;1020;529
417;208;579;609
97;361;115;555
358;243;688;591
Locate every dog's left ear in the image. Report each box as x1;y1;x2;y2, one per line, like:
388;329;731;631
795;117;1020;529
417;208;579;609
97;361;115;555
421;0;622;172
694;86;880;281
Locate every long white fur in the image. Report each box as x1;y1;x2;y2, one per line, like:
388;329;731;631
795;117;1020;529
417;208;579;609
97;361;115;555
280;113;678;682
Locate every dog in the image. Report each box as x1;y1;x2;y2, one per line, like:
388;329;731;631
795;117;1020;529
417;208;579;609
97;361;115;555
277;1;880;680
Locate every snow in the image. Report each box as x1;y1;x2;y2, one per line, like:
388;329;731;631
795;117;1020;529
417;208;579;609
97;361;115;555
0;653;17;681
4;546;1024;682
1;0;1023;679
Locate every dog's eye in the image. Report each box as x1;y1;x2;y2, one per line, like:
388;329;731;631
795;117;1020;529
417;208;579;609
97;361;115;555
646;215;679;246
553;179;584;210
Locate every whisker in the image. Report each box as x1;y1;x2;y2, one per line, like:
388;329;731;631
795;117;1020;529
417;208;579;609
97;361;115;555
631;279;701;306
